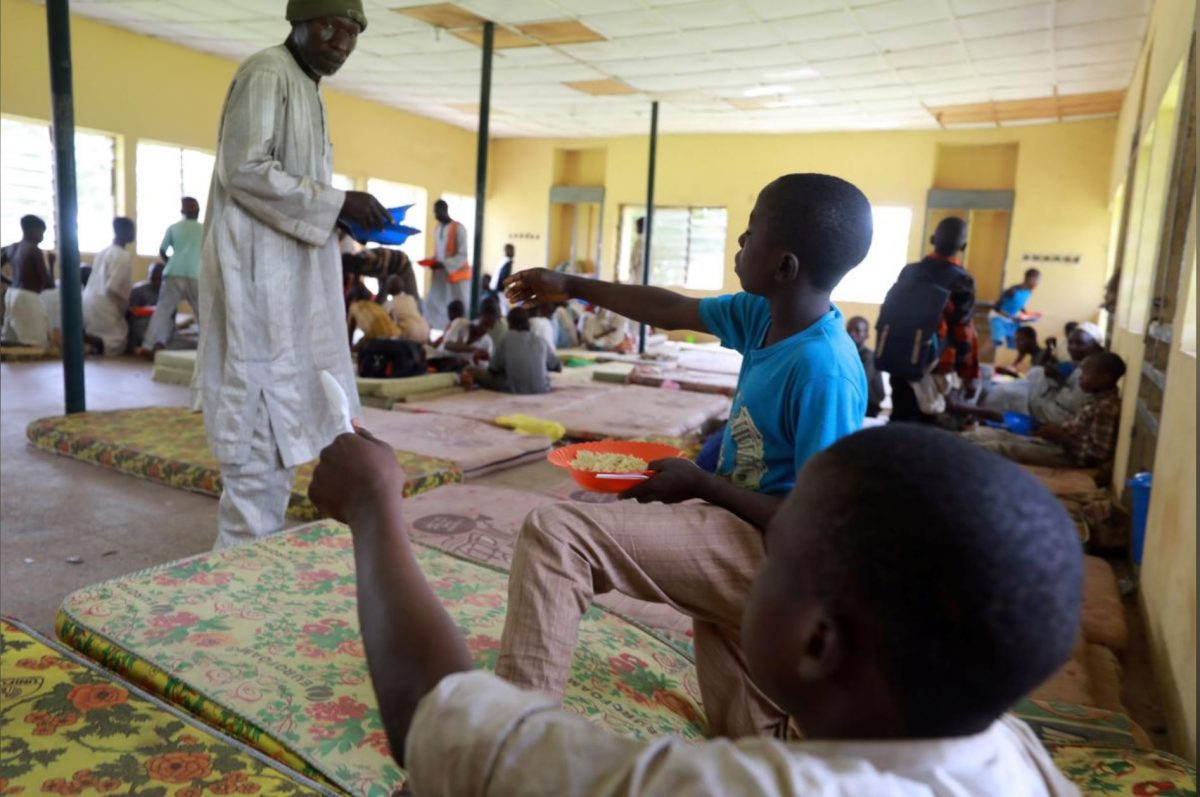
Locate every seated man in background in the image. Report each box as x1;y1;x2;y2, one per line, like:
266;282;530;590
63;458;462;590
552;301;581;349
127;261;164;352
308;424;1082;797
82;217;136;356
437;299;496;365
528;303;557;353
483;296;508;350
382;275;429;344
846;315;885;418
581;305;634;353
964;351;1125;469
1;214;53;350
464;306;560;395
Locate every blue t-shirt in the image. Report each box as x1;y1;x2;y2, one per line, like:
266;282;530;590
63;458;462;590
699;294;866;496
996;286;1032;317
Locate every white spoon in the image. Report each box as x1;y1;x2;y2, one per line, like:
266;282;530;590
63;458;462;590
594;473;649;481
320;370;356;437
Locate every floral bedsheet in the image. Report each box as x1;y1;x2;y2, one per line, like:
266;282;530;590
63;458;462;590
0;346;58;363
25;408;461;522
0;617;336;796
56;524;708;795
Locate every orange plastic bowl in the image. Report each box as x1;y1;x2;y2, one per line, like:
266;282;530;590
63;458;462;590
548;440;686;493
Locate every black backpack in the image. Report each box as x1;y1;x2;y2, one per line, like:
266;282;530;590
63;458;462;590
357;339;426;379
874;259;971;382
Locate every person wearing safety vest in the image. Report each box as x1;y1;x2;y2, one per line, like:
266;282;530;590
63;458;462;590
426;199;471;331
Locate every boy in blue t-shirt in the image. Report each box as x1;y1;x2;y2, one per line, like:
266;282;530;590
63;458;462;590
496;174;873;740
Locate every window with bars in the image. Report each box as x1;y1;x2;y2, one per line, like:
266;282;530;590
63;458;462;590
135;142;215;256
617;205;728;290
0;116;116;254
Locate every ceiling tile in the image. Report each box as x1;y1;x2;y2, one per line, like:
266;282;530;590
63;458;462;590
989;84;1054;100
964;31;1050;60
1055;18;1147;49
949;0;1046;14
974;52;1053;75
885;42;967;68
552;0;643;12
712;46;806;70
1057;77;1131;95
772;10;861;42
577;9;675;38
957;4;1052;39
654;0;750;29
854;0;948;32
794;35;878;61
872;21;960;52
742;0;842;19
812;54;892;76
458;0;566;24
1055;0;1150;27
693;23;783;51
613;31;711;57
1056;41;1140;67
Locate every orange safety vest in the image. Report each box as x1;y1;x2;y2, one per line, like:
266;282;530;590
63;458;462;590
442;221;472;284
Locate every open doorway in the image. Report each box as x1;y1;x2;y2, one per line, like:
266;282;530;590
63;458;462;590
547;185;604;275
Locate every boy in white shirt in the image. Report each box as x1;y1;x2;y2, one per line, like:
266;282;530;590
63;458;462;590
308;424;1082;797
82;217;136;356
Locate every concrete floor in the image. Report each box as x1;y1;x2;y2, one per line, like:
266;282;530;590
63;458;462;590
0;357;562;634
0;357;1172;752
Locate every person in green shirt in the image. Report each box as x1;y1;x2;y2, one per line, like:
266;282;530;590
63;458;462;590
136;196;203;356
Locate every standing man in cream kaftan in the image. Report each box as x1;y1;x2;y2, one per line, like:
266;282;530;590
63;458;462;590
193;0;390;549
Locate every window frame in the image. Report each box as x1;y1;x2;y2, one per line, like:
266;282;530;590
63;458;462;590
616;204;729;291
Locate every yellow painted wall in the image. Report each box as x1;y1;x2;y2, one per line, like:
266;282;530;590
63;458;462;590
486;120;1115;342
1105;0;1197;762
933;143;1018;191
0;0;477;280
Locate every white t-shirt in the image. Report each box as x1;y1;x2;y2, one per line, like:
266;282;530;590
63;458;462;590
407;672;1079;797
440;317;494;360
528;316;556;353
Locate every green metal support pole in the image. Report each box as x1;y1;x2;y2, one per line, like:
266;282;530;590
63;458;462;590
469;21;493;318
638;100;659;354
46;0;86;413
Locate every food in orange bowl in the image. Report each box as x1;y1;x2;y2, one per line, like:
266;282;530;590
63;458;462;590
548;440;686;493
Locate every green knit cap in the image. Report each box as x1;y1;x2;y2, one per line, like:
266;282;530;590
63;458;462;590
286;0;367;31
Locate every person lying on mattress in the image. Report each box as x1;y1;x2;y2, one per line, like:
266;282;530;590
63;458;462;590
495;173;870;740
308;424;1082;796
963;351;1126;469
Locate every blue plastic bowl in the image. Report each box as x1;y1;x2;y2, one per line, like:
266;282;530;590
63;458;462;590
1056;361;1076;377
1003;411;1037;436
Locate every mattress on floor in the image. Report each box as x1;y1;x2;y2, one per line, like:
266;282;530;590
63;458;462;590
403;485;694;648
25;407;461;521
153;348;197;371
1049;744;1196;797
56;524;709;793
675;347;743;375
628;364;739;395
0;617;337;796
362;408;551;478
403;384;730;440
0;345;58;363
151;364;193;387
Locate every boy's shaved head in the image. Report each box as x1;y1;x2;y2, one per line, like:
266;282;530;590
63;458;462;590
759;174;873;291
744;425;1081;739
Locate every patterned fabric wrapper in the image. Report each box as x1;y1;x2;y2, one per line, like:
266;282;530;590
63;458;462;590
25;408;462;521
0;616;338;796
56;525;708;795
1048;744;1196;797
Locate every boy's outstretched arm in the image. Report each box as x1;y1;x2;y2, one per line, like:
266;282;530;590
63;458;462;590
309;430;472;768
506;268;705;332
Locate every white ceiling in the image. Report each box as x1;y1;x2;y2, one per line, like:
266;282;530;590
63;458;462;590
63;0;1150;137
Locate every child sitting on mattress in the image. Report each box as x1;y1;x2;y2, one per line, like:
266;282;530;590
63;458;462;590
963;350;1125;468
484;174;870;743
463;306;561;395
995;326;1057;378
436;300;496;364
308;424;1082;796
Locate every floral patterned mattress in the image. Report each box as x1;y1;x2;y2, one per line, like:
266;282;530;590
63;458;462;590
0;617;336;796
55;524;709;795
403;383;731;440
0;345;58;363
25;407;463;522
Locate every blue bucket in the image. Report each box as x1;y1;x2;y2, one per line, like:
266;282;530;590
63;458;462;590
1003;411;1037;436
1128;472;1152;564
